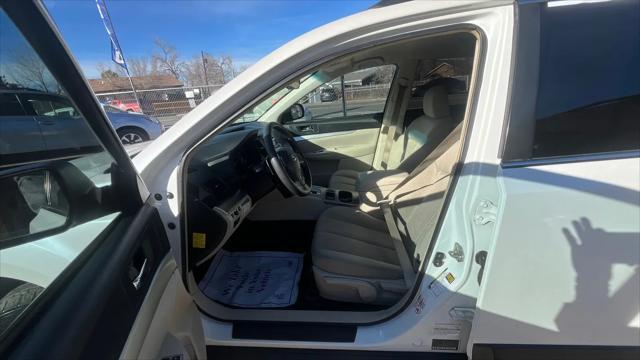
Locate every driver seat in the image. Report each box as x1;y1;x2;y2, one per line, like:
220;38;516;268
311;123;462;305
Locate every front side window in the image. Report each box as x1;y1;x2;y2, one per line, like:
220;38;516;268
0;7;120;337
0;93;25;116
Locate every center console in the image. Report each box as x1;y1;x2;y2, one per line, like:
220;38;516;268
310;186;360;207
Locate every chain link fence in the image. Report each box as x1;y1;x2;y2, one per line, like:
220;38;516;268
94;83;391;128
95;84;223;128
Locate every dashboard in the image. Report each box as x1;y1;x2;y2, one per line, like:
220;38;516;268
186;122;276;267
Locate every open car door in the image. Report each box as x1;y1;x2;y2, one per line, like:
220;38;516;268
0;1;204;359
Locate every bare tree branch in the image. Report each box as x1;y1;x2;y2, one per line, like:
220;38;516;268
128;56;156;77
152;38;184;80
9;49;61;93
183;51;226;86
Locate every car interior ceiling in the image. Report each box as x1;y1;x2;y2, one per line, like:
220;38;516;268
184;31;477;320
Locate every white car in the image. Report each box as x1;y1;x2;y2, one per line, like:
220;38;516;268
0;1;638;359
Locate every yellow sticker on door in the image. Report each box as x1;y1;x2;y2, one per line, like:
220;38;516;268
445;272;455;284
193;233;206;248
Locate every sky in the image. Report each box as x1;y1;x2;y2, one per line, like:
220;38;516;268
44;0;377;79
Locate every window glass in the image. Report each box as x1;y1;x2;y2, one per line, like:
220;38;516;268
238;88;292;122
345;65;395;116
234;74;314;123
0;7;120;336
531;0;640;158
27;98;55;116
298;65;396;121
408;58;472;122
0;93;25;116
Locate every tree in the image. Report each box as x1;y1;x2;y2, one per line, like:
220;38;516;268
9;49;61;93
152;38;184;80
183;52;225;86
219;55;236;83
100;69;120;79
0;75;20;90
183;52;248;86
372;65;395;84
96;62;126;77
128;56;158;77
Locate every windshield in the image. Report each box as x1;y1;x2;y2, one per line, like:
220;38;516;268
235;73;314;123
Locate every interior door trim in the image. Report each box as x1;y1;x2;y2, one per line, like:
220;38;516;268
1;204;170;359
294;130;354;141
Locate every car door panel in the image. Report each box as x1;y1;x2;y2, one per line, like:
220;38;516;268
285;114;382;185
36;114;98;152
0;115;47;166
2;205;170;359
18;93;99;154
120;253;206;360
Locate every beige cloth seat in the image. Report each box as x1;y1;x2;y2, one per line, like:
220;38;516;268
327;169;360;191
312;124;463;305
312;207;406;304
327;86;454;202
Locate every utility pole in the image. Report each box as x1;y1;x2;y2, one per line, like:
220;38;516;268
340;75;347;117
201;51;209;96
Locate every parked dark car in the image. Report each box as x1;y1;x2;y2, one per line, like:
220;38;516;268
320;87;340;102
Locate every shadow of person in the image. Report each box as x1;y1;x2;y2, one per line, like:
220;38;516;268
555;218;640;342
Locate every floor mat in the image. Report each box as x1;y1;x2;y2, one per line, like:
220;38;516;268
199;250;304;308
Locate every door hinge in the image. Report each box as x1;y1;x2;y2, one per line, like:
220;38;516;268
449;307;476;322
473;199;497;225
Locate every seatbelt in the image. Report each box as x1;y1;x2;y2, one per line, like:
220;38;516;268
377;128;463;288
381;80;409;169
379;199;415;288
389;124;462;195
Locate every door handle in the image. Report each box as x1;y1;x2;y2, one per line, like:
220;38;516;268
38;119;56;126
130;257;148;290
295;125;317;133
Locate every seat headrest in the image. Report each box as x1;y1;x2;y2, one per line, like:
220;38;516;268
422;85;450;118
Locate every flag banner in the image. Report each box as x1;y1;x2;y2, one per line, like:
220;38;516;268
95;0;127;70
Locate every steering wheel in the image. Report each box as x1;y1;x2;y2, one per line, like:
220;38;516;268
262;122;312;196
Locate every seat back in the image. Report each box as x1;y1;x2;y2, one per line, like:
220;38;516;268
386;85;453;171
387;124;463;266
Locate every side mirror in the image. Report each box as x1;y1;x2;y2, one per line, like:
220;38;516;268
289;103;305;121
0;162;110;249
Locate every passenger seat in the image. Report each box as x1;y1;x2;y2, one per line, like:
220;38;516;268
312;124;463;305
328;85;454;201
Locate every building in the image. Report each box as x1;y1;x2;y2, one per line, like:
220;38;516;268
88;74;183;94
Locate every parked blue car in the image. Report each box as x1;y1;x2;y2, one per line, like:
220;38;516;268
100;103;164;144
0;90;164;165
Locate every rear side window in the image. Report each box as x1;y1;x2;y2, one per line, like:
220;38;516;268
0;93;25;116
25;96;77;117
504;0;640;160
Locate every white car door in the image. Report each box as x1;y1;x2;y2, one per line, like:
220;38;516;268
0;2;204;359
469;1;640;358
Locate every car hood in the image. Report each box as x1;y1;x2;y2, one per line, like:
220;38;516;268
105;111;150;123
